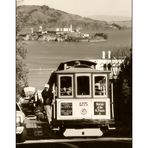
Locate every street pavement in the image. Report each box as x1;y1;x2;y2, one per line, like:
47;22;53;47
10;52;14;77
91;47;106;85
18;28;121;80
17;137;132;148
16;115;132;148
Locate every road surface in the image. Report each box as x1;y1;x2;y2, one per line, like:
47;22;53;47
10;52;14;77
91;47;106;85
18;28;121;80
16;115;132;148
17;137;132;148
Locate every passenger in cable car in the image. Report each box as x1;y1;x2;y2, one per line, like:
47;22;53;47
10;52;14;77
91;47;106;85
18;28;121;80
95;81;102;95
60;77;72;96
95;77;106;96
61;87;72;96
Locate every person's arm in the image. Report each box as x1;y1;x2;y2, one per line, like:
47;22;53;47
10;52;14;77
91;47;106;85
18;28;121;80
34;92;37;102
41;89;45;97
41;90;45;104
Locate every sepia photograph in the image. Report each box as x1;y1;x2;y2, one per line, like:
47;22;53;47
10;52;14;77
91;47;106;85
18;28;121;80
16;0;132;147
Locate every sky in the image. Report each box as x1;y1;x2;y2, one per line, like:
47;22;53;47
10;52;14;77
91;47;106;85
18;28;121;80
17;0;131;17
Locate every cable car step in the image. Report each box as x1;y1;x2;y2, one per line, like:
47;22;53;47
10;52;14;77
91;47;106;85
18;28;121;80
63;128;103;137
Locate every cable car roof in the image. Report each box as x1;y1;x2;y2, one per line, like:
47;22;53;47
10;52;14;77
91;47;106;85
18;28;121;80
55;67;111;74
57;60;97;71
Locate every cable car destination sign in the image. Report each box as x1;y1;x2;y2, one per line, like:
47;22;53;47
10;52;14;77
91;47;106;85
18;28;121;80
94;102;106;115
61;103;72;116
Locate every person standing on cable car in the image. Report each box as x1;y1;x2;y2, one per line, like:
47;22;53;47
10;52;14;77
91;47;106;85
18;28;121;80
41;84;53;128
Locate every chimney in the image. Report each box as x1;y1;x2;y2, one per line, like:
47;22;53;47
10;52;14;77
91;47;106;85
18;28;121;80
102;51;105;59
108;51;111;59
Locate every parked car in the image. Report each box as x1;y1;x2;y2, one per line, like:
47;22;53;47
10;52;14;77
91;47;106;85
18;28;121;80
16;103;27;143
20;87;36;115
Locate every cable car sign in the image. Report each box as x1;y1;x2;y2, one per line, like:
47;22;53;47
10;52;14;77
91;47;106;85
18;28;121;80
94;102;106;115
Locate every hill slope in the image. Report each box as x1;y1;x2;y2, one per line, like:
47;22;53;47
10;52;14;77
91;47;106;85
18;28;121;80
110;21;131;28
89;15;131;28
17;5;113;32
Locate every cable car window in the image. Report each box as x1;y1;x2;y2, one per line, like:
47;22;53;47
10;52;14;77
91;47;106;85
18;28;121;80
93;75;107;97
59;76;73;97
76;75;91;96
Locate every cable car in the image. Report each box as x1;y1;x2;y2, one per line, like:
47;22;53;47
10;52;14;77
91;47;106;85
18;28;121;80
48;60;115;137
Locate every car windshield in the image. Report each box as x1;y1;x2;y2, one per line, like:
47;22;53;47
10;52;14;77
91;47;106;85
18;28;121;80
16;104;20;111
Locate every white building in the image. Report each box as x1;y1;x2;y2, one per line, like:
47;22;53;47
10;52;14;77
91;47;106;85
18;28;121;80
39;26;43;32
90;51;125;79
56;24;73;33
83;34;90;38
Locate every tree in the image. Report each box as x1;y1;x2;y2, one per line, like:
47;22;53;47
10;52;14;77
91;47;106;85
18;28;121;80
16;8;28;102
114;49;132;133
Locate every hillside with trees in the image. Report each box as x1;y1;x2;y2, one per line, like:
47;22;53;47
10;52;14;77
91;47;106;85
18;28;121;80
17;5;113;32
